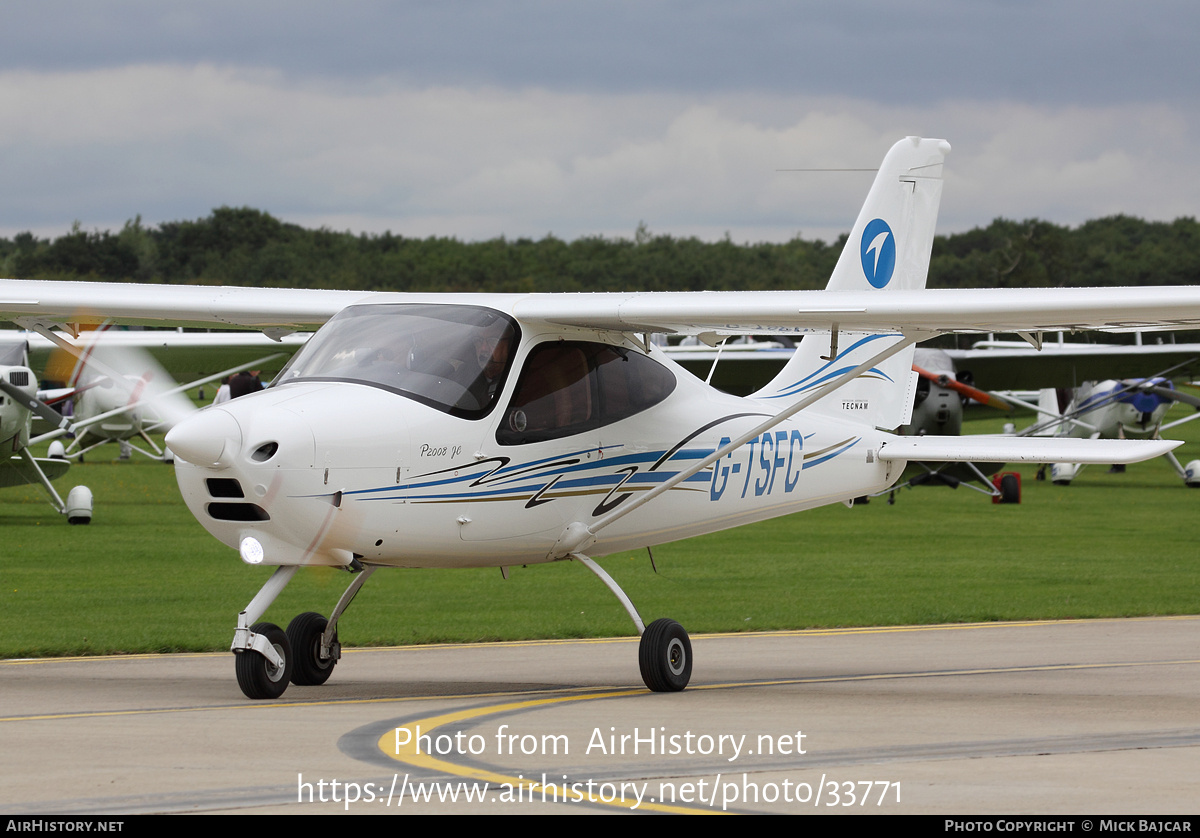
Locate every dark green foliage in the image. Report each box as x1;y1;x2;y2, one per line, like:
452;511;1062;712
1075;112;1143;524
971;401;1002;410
3;209;1198;292
5;223;140;281
928;215;1200;289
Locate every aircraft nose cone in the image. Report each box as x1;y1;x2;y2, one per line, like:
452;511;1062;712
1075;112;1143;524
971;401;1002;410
166;408;242;467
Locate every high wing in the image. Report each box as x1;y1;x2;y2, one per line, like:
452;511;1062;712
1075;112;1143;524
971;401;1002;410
24;328;310;386
0;281;365;332
5;280;1200;338
512;287;1200;336
945;340;1200;390
5;278;1192;482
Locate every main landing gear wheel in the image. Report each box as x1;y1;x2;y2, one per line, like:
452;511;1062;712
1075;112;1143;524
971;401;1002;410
639;618;692;692
286;611;337;686
998;473;1020;504
235;621;292;700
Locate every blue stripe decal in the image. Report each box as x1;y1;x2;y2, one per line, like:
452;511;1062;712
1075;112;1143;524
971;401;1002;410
347;445;718;504
802;438;859;469
320;419;858;509
764;334;900;400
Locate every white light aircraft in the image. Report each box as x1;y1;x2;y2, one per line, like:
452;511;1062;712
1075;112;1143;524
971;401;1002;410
0;329;286;519
3;137;1200;700
24;328;309;391
0;335;93;521
941;337;1200;485
1011;374;1200;485
36;330;288;462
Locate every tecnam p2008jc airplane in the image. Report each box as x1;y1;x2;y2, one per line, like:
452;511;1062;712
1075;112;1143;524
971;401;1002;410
3;137;1199;700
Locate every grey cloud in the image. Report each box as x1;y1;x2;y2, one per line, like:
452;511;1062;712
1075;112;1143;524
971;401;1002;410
2;1;1196;106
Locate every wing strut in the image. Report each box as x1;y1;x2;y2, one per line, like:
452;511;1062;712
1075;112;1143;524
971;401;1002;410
552;332;923;557
704;338;727;385
15;447;68;512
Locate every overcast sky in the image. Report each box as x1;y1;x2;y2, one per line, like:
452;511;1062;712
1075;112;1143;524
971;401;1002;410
0;1;1195;244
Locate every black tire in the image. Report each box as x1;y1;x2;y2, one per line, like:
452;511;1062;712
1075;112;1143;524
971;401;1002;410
235;621;292;700
998;473;1020;504
287;612;337;686
639;618;692;692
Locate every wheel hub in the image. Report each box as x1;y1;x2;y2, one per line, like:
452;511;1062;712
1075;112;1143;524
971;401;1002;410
667;638;685;675
265;643;286;682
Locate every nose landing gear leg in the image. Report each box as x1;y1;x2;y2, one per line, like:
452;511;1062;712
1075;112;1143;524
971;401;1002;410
231;566;298;700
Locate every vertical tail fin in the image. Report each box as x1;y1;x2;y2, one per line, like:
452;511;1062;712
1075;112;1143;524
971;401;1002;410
753;137;950;429
825;136;951;293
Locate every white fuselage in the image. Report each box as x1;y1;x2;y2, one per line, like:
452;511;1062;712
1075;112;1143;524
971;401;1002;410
74;378;148;444
1065;379;1173;439
170;323;901;570
0;365;36;452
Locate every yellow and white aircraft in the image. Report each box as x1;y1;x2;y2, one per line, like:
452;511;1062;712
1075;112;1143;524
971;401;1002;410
2;137;1198;699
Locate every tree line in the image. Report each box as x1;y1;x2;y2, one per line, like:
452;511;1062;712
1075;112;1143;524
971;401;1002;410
2;207;1197;292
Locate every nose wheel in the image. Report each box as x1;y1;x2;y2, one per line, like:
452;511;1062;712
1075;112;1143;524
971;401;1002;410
286;612;338;686
231;564;375;700
234;622;292;700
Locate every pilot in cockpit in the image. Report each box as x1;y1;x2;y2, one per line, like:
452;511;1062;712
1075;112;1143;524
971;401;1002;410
469;329;511;404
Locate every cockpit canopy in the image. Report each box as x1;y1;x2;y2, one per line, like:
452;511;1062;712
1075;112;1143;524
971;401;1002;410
276;302;678;435
276;303;519;419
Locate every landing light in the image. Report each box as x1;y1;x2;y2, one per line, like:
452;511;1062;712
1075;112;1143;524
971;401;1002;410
239;536;265;565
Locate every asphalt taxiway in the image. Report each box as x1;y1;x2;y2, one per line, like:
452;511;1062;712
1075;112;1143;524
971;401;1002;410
3;617;1199;814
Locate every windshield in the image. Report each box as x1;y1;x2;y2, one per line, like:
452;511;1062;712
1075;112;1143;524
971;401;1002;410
276;304;519;418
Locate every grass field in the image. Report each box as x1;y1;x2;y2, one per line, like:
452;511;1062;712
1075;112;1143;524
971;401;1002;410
3;405;1199;658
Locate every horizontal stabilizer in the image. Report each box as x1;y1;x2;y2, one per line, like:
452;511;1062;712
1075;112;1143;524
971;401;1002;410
876;435;1180;465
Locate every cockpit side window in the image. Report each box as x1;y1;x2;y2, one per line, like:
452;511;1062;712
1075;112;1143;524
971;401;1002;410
497;341;676;445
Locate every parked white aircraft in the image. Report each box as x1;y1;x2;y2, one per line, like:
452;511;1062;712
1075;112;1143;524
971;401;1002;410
1009;374;1200;485
0;336;92;522
0;328;288;518
2;137;1199;700
37;329;287;461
